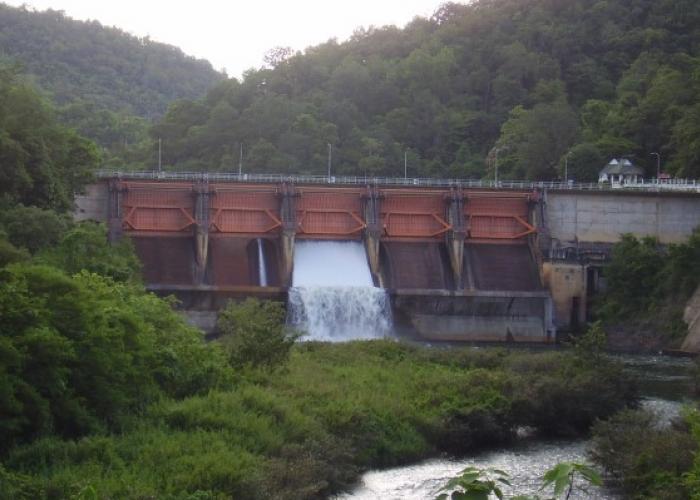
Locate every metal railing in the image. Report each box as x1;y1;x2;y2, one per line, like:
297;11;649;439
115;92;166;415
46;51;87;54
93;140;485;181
95;170;700;193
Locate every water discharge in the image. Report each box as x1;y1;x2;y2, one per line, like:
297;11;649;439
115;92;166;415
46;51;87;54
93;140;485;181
256;238;268;286
338;355;692;499
288;240;391;341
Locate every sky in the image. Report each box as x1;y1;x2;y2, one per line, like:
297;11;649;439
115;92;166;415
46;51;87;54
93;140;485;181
5;0;445;77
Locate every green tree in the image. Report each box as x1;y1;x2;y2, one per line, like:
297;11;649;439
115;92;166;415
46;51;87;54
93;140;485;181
0;205;72;254
37;222;141;283
0;64;98;210
217;298;299;370
558;143;604;183
496;100;579;180
599;234;663;319
0;264;229;450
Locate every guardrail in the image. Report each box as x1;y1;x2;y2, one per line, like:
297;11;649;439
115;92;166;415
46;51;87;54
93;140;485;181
95;170;700;193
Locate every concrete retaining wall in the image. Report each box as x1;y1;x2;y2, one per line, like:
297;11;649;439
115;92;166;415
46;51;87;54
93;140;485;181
542;262;587;329
74;183;109;222
546;191;700;245
391;290;554;343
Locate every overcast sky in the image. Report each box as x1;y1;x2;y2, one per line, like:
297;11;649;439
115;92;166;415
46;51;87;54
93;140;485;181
6;0;446;77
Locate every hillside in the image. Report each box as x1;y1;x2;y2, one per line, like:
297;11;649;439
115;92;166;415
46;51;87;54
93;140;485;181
147;0;700;180
0;3;224;119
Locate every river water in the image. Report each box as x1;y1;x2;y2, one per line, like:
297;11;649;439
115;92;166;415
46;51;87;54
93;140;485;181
338;353;694;500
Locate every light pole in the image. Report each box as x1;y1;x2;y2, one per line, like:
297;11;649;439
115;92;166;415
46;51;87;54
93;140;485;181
493;146;507;185
238;143;243;176
650;152;661;181
404;150;408;179
327;143;332;180
157;138;162;172
494;148;499;184
564;150;571;184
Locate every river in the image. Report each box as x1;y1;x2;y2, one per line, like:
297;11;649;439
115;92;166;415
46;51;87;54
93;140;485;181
338;353;693;500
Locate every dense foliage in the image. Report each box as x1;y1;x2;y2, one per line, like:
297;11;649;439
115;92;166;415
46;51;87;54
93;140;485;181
139;0;700;180
590;408;699;499
0;265;229;451
0;341;635;498
596;229;700;340
217;298;300;370
0;4;224;119
0;64;98;211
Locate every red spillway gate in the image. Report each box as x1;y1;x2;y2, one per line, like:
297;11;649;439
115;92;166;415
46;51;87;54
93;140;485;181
121;182;196;233
295;187;366;239
380;190;451;239
465;191;535;243
209;184;281;235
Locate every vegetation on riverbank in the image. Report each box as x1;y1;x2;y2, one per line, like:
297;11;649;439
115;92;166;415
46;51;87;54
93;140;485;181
1;295;637;499
589;407;700;499
595;229;700;351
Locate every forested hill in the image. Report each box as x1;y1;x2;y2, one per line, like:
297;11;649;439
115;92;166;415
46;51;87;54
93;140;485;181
150;0;700;181
0;3;224;119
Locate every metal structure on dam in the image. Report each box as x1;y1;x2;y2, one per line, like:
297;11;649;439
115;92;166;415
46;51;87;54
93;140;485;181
76;172;700;342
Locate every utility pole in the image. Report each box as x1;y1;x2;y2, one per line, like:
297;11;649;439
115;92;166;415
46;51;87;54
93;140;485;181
564;150;571;184
158;138;162;172
404;150;408;179
327;143;332;180
238;143;243;176
494;148;499;185
650;152;661;180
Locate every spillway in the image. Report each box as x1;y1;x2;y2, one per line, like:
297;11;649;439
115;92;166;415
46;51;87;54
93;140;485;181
257;238;268;286
288;241;392;341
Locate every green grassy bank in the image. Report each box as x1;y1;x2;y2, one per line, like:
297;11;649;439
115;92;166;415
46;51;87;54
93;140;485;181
1;340;636;499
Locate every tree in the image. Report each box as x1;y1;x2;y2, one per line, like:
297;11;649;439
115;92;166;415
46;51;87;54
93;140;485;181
217;298;299;370
496;100;579;180
0;205;72;254
37;222;141;283
0;263;229;450
0;63;99;211
598;234;663;319
558;143;604;183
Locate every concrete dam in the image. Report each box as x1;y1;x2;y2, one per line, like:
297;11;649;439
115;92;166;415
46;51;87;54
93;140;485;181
76;173;700;342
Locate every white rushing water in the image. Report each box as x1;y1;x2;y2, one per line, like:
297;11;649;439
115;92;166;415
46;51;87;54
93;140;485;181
338;355;691;500
336;439;614;500
257;238;268;286
288;241;391;341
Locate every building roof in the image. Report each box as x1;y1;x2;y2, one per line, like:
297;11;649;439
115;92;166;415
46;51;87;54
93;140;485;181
600;158;644;176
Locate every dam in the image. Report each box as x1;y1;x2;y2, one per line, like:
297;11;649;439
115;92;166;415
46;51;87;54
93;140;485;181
76;172;700;342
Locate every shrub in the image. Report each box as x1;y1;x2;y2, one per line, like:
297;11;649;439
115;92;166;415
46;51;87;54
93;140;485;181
217;298;299;370
589;408;696;499
0;264;230;450
0;205;73;254
37;222;141;283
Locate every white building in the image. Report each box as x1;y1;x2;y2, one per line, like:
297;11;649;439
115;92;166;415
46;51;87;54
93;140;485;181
598;158;644;185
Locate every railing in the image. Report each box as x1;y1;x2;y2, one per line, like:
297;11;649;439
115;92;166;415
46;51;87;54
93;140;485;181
95;170;700;193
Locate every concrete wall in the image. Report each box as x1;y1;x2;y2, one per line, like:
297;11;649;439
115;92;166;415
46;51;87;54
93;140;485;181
542;262;587;329
392;290;554;343
74;182;109;222
546;191;700;245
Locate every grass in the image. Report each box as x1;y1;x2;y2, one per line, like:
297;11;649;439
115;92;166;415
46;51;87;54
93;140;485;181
1;340;636;499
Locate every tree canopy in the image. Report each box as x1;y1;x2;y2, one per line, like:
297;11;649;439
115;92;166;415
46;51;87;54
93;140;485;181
0;64;98;211
133;0;700;180
0;4;224;119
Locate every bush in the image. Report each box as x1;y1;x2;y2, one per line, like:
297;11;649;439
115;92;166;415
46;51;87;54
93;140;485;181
589;408;696;499
0;264;230;450
37;222;141;283
217;298;299;370
0;205;73;254
0;342;637;498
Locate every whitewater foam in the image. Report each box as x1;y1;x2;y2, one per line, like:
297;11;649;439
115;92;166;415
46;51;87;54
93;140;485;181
288;241;392;341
